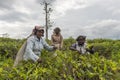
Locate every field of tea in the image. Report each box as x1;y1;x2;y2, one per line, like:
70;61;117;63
0;37;120;80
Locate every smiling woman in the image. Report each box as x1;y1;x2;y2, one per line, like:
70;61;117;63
13;26;57;67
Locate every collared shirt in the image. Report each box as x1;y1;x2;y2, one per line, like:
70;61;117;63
71;42;87;54
23;35;54;62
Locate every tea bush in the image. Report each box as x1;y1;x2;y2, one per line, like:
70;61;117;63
0;37;120;80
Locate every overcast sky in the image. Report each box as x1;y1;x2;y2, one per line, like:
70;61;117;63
0;0;120;39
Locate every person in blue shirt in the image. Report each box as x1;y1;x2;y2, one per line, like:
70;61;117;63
23;26;56;63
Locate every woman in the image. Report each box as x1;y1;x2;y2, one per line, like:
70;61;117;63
51;27;63;50
23;26;56;63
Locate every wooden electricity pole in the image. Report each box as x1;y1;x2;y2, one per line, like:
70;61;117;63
40;0;53;40
45;2;48;39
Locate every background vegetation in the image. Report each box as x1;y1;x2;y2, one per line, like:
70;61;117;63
0;37;120;80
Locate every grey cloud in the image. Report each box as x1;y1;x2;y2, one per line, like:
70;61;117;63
0;0;120;39
0;0;45;23
0;0;15;10
56;19;120;39
0;10;29;23
36;0;56;4
55;0;120;23
82;20;120;39
52;0;120;39
0;10;44;23
0;0;29;23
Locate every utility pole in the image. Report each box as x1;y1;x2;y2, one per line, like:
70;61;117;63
45;2;48;39
40;0;53;40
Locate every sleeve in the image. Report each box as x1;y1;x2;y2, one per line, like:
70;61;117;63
42;39;54;51
71;43;76;48
25;37;39;62
69;43;77;50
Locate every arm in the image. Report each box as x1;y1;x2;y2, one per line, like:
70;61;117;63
25;37;39;62
87;45;95;54
69;43;77;51
42;39;54;51
60;35;63;49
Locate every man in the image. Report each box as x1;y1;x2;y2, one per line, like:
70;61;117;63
70;35;94;54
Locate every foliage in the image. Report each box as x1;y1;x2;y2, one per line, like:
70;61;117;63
0;37;120;79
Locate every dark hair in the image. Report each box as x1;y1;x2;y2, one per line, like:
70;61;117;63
34;27;37;35
54;27;61;34
76;35;86;41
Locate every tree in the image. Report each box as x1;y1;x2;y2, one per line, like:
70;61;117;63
40;0;53;39
0;33;9;38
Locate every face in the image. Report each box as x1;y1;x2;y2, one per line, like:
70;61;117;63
54;28;60;35
78;39;85;45
36;29;44;38
54;32;59;35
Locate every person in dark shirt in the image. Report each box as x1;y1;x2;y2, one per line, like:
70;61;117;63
70;35;94;54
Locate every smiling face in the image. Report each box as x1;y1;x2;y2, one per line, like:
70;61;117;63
76;36;86;46
78;39;85;45
54;27;61;35
36;29;44;38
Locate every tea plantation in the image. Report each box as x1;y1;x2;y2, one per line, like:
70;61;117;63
0;37;120;80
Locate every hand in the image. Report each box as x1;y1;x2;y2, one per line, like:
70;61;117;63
53;46;57;50
86;48;89;52
37;58;42;63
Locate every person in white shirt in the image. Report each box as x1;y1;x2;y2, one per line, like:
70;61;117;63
23;26;56;63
